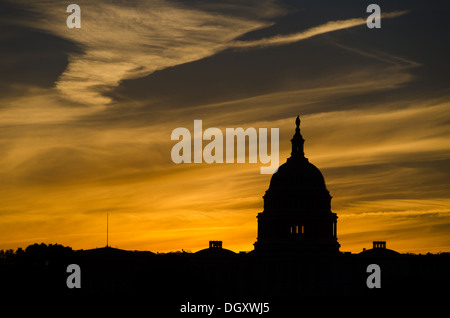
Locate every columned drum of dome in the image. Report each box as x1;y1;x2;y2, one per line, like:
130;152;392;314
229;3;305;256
254;116;340;254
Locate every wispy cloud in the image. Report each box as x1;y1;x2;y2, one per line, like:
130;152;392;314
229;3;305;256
10;1;408;106
230;10;409;48
13;0;277;105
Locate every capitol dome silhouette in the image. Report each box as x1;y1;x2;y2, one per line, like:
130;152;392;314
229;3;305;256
268;159;327;191
254;116;340;254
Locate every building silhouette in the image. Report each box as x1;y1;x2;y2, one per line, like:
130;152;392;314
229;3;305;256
2;117;450;304
254;116;340;254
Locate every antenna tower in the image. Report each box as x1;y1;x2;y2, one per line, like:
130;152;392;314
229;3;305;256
106;213;109;247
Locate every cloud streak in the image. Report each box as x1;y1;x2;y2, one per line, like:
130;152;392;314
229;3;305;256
230;10;409;48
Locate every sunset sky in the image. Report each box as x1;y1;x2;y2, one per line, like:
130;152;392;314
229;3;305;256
1;0;450;254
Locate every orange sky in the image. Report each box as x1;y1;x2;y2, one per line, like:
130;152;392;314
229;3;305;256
1;0;450;254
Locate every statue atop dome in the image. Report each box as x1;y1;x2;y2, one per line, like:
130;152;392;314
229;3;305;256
290;115;306;160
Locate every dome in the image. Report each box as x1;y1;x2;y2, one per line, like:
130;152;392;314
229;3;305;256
268;156;327;192
359;248;400;257
262;116;331;214
253;116;340;254
195;241;236;257
359;241;400;256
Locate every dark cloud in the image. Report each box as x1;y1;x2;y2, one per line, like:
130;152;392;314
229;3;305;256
326;159;450;206
0;2;82;100
111;37;380;108
105;0;450;125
